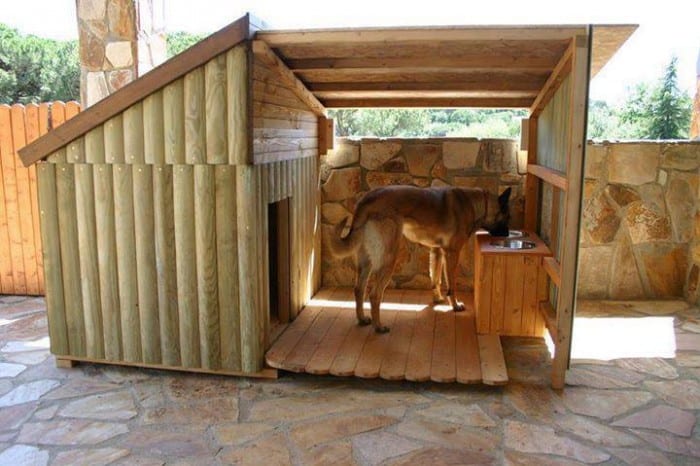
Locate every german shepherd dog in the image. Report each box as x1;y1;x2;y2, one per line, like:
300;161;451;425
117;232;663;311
329;185;512;333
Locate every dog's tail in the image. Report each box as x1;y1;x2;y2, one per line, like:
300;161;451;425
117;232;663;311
328;216;362;258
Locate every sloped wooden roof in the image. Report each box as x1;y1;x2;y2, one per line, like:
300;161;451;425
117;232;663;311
19;13;635;166
257;24;636;109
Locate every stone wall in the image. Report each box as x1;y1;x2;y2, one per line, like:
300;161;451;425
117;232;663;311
579;141;700;300
77;0;166;107
320;138;700;301
319;138;525;291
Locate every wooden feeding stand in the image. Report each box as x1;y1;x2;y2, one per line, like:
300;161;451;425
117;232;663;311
18;14;635;388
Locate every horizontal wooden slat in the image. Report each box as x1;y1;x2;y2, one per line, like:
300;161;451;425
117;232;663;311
258;26;587;45
253;137;318;153
308;78;545;92
297;69;551;84
527;164;568;191
253;148;318;164
252;40;326;116
253;101;318;122
315;90;538;100
19;14;251;166
322;97;532;108
542;256;561;287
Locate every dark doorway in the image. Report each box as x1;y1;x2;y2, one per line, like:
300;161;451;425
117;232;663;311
268;198;291;328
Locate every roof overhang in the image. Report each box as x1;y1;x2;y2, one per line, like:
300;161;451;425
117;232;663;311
256;24;636;109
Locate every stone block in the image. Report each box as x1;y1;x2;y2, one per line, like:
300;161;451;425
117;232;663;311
431;160;447;180
403;143;440;176
382;156;408;173
79;27;106;70
661;144;700;171
322;167;361;201
605;185;640;208
105;41;133;68
610;240;645;299
360;141;402;170
85;72;110;107
442;141;480;169
108;0;135;40
585;143;607;179
666;175;695;243
640;244;688;297
624;202;671;244
106;69;133;92
453;176;498;194
78;0;107;20
326;143;359;168
366;172;412;189
582;192;620;244
577;246;614;298
608;144;660;185
483;140;516;173
321;203;351;225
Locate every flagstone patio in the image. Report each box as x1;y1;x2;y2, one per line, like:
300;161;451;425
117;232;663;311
1;294;700;465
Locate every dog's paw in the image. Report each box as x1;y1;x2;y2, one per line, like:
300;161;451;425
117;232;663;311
453;302;466;312
375;326;390;334
358;317;372;326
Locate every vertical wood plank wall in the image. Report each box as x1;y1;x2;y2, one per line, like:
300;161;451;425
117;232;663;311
0;101;80;295
35;42;321;374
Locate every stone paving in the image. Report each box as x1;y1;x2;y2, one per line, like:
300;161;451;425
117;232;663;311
1;295;700;465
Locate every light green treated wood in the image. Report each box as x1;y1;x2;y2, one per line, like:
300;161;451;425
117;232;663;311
93;164;122;360
133;164;161;364
75;164;105;359
85;126;105;164
153;165;180;366
164;79;185;164
56;163;86;356
104;115;125;164
113;164;141;362
194;165;220;369
174;165;201;368
237;164;261;372
36;163;69;355
144;91;165;165
205;55;227;164
123;102;145;164
67;137;85;164
215;165;240;371
258;167;268;350
184;68;206;164
227;45;248;165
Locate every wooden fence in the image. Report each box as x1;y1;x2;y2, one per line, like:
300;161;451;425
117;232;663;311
0;101;81;295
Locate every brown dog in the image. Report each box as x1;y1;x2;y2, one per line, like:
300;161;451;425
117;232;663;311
329;185;511;333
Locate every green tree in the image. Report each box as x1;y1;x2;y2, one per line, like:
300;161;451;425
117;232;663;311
619;57;692;139
0;24;79;104
166;31;205;58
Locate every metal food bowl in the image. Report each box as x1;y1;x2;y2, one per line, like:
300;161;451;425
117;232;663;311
490;239;537;250
507;230;529;238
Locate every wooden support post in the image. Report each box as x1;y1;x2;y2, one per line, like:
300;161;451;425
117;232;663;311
552;31;591;389
524;116;539;231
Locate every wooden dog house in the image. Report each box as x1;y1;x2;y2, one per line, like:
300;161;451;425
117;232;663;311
19;14;635;388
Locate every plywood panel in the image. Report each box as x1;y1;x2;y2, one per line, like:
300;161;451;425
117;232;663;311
489;256;506;334
503;256;525;335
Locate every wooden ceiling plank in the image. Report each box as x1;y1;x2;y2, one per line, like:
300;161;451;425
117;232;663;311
321;97;532;108
286;55;559;71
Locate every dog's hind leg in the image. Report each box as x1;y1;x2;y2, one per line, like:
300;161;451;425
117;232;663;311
430;247;446;303
368;265;393;333
445;244;466;312
354;255;372;326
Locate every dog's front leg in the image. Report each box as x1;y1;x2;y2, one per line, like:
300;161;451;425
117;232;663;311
445;247;465;312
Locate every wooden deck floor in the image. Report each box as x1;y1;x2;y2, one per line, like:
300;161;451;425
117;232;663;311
265;288;508;385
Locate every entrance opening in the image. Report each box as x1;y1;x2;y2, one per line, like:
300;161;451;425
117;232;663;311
268;198;291;333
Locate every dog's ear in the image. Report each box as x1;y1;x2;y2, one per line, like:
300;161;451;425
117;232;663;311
498;187;512;212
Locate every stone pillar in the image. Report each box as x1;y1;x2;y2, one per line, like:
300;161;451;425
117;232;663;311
77;0;166;107
691;49;700;140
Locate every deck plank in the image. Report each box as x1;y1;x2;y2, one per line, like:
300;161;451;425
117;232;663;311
478;334;508;385
354;310;398;379
379;306;418;381
404;305;436;382
456;310;482;383
282;303;341;372
430;310;457;383
305;308;356;374
329;314;373;377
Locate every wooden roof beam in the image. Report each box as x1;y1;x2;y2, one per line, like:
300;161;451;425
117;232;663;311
252;40;326;116
308;80;544;92
529;40;574;117
321;97;532;108
257;26;588;45
314;90;538;99
285;55;559;71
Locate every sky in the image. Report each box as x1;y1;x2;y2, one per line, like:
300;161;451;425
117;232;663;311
2;0;699;105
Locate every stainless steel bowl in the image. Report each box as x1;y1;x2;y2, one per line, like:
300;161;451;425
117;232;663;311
507;230;529;238
490;239;536;250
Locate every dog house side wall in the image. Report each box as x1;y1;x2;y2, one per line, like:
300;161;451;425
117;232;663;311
35;42;282;375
